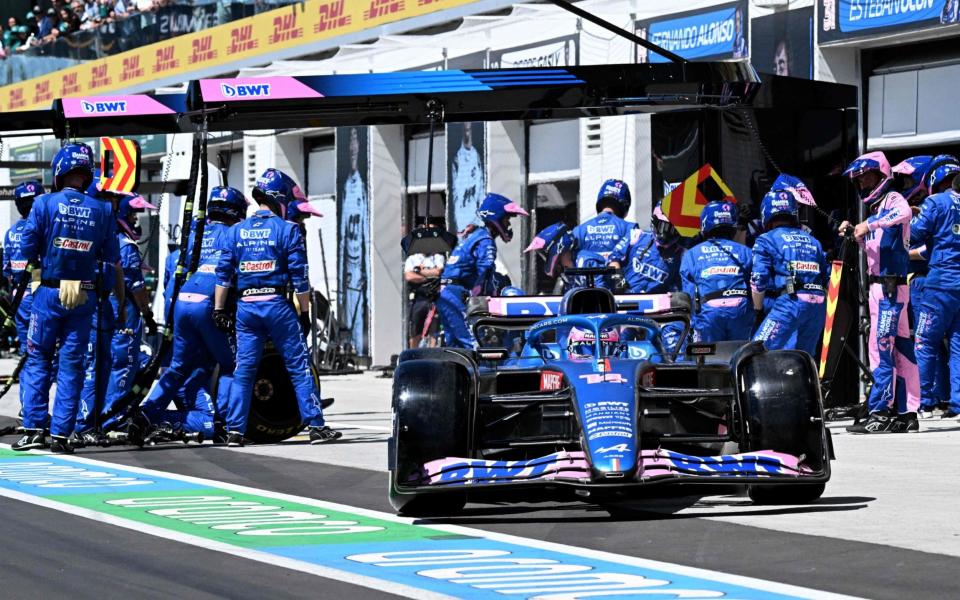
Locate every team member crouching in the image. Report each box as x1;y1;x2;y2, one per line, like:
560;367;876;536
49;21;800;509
214;169;341;447
437;193;528;348
680;201;753;343
570;179;634;289
750;190;827;357
131;186;249;444
14;143;122;453
524;222;574;294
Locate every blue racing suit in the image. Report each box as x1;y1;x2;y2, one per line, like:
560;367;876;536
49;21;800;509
74;262;117;434
163;248;179;320
100;234;145;430
140;222;236;436
570;212;633;290
438;227;496;348
623;229;681;294
909;248;949;410
19;188;119;437
681;238;753;343
3;218;33;355
750;226;827;356
216;209;325;435
910;190;960;415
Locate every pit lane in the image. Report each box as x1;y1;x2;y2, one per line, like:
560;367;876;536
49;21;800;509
1;367;958;599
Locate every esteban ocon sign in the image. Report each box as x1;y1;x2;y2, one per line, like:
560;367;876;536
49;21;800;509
820;0;959;43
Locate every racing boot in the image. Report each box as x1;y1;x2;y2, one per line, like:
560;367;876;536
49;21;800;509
125;412;151;448
49;435;74;454
308;425;342;444
226;432;254;448
940;409;960;420
845;410;895;434
75;430;108;448
11;428;46;451
890;412;919;433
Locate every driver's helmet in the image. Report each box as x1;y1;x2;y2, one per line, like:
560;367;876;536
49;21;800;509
567;326;621;358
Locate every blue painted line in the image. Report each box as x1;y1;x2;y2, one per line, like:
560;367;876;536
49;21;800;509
0;457;203;496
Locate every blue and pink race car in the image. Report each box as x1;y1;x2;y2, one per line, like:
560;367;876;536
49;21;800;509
389;287;833;516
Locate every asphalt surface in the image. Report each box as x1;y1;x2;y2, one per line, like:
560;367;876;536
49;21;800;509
1;369;959;599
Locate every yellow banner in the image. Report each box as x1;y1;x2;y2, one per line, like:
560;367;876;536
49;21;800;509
1;0;476;113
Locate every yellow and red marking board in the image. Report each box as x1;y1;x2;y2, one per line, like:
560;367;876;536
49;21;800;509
98;137;141;195
819;260;844;379
660;164;736;238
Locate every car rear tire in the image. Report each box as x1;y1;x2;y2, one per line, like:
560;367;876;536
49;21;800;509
390;358;473;516
244;348;311;444
739;350;827;505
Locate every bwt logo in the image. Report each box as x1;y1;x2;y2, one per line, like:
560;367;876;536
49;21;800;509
221;83;271;98
59;205;92;218
240;229;270;240
81;100;128;114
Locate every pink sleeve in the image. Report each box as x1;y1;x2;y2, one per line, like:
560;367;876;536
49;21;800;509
867;193;911;232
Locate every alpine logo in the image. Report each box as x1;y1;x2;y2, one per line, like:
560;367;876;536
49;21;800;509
597;443;630;454
58;205;92;218
221;83;271;98
240;228;270;239
80;100;127;114
239;260;275;273
540;371;563;391
53;237;93;252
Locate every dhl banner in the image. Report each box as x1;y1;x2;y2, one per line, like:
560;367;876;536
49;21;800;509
660;163;736;238
818;260;844;379
0;0;477;113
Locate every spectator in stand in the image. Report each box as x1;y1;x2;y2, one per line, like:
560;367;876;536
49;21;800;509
37;8;55;39
59;7;80;34
24;11;38;37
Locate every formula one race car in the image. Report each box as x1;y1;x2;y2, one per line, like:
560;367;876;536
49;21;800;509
388;287;833;516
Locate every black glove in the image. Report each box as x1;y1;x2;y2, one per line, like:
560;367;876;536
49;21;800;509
143;311;158;336
753;308;765;331
213;308;234;333
299;311;312;335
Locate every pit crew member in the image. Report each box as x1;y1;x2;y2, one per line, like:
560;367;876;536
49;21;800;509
215;168;341;447
570;179;634;289
4;180;43;355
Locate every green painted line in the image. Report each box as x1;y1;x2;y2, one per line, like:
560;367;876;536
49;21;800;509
55;487;445;548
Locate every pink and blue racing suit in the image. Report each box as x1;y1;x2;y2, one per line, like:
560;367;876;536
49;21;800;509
861;191;920;415
910;190;960;415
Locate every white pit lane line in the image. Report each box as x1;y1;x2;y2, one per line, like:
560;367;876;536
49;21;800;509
0;445;863;600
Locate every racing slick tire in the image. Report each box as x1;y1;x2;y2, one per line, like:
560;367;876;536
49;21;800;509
738;349;828;505
244;348;313;444
390;358;472;516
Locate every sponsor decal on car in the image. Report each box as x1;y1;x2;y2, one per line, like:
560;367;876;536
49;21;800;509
539;371;563;391
579;373;628;384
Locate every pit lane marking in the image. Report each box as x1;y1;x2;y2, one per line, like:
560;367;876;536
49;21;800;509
0;446;863;600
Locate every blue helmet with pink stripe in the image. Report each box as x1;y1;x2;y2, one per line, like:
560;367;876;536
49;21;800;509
477;193;528;242
760;189;798;229
927;154;960;194
892;155;933;203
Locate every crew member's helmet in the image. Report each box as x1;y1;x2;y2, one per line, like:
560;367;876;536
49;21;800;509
500;286;524;297
596;179;631;218
524;222;572;277
760;189;798;229
476;193;528;242
699;201;738;237
13;180;44;218
116;194;157;241
208;186;249;222
652;202;680;247
252;168;301;218
928;154;960;194
567;326;621;358
51;142;95;192
891;155;933;204
843;151;893;206
574;250;607;270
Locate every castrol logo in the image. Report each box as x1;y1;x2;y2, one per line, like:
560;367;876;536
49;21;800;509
239;260;275;273
53;237;93;252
